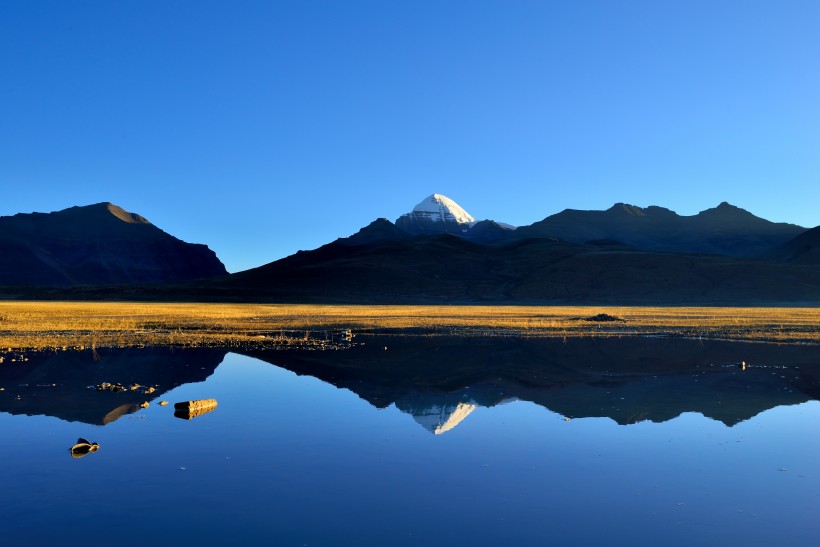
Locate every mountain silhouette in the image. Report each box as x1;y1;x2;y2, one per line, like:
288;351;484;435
511;201;805;257
222;231;820;304
0;203;227;285
2;197;818;305
212;196;819;304
388;196;806;255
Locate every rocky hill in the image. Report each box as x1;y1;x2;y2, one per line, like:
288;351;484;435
0;202;227;285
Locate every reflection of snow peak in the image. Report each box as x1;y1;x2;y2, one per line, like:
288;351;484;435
411;401;478;435
411;194;476;225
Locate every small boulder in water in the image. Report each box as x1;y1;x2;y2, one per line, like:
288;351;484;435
70;438;100;458
174;399;218;420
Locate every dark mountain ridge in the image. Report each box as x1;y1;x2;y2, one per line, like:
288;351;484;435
0;202;227;285
222;230;820;305
511;201;806;257
342;198;808;258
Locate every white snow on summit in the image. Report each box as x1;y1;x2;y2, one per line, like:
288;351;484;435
395;193;516;238
411;194;476;225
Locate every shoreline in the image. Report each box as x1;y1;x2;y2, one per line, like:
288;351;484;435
2;302;820;352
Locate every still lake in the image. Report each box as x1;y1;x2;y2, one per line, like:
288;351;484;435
1;336;818;545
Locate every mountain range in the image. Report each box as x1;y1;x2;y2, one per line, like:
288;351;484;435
1;195;820;304
363;193;807;255
512;201;805;257
221;194;820;304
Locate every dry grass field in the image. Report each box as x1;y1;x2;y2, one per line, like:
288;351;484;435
1;302;819;352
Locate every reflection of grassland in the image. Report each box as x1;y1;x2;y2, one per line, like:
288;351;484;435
0;302;819;351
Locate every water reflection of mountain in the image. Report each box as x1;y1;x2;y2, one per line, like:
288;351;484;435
0;348;225;425
2;337;818;431
242;336;820;431
394;392;481;434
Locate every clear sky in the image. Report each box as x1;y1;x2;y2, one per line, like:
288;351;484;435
2;1;818;272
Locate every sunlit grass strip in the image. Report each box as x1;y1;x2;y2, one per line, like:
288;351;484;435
1;302;819;351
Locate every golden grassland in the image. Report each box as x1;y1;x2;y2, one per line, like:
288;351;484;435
0;301;819;352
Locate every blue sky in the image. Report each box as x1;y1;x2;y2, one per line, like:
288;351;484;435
2;1;818;272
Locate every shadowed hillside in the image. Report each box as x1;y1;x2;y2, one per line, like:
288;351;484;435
221;233;820;304
0;203;227;285
768;225;820;265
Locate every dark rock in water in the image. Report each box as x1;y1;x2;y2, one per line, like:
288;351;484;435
70;438;99;458
0;202;227;286
174;398;218;411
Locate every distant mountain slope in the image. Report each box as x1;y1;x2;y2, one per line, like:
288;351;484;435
0;202;227;285
767;226;820;265
512;202;806;257
224;233;820;304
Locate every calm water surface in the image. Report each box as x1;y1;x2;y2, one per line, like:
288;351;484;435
0;337;818;546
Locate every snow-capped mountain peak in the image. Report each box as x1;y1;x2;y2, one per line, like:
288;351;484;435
395;193;477;235
411;194;476;225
